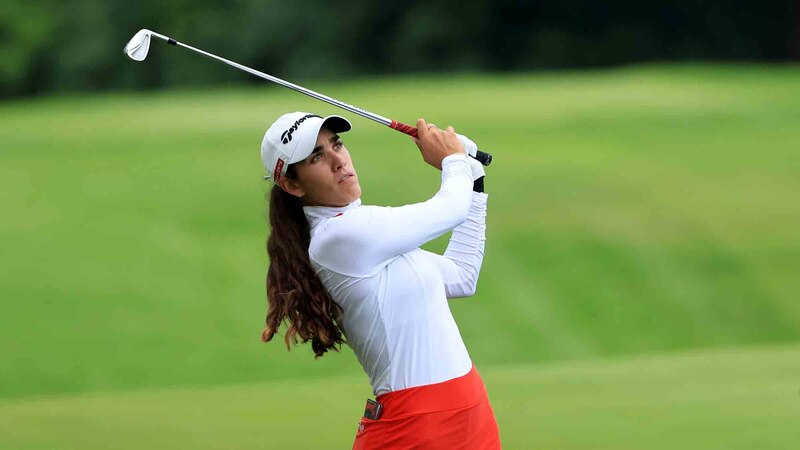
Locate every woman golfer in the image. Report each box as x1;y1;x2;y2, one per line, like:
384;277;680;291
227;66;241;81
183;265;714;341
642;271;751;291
260;111;500;449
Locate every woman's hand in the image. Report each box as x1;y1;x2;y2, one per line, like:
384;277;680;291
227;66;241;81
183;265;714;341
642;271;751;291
412;118;466;170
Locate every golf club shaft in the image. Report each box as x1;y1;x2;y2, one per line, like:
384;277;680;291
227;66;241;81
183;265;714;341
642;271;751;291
151;32;493;166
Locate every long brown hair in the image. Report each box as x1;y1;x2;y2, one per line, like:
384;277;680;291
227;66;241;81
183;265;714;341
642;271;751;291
260;163;345;358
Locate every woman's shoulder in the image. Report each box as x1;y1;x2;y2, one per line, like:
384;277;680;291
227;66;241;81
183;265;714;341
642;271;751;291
309;206;372;252
307;206;394;277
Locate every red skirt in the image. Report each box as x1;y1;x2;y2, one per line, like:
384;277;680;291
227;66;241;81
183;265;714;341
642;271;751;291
352;364;501;450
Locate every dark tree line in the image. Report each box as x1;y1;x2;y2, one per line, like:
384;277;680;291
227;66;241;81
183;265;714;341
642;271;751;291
1;0;798;98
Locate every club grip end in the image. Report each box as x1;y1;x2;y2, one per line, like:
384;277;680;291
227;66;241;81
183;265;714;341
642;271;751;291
475;150;492;166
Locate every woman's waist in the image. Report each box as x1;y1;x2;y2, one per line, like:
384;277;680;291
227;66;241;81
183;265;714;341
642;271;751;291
344;315;472;392
372;364;487;420
352;341;473;397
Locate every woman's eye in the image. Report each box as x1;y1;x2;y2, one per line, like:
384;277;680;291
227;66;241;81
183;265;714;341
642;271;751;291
334;140;343;149
312;153;322;162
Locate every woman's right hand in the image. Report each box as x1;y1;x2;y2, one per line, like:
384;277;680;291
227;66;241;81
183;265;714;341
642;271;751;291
412;118;466;170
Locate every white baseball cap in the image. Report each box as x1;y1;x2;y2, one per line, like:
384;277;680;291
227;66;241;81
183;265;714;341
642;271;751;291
261;111;352;183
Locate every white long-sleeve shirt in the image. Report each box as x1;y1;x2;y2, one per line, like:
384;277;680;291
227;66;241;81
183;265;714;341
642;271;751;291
303;154;488;395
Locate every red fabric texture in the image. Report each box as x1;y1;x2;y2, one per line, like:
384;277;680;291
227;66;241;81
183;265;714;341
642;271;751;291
352;364;501;450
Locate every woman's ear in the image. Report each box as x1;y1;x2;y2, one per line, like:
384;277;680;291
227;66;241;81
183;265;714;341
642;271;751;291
279;177;305;198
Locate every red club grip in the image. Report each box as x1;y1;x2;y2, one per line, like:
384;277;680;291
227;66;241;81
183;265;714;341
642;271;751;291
389;120;419;138
389;119;494;166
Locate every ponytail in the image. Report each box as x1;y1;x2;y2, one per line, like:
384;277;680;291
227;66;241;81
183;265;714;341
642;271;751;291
261;164;345;358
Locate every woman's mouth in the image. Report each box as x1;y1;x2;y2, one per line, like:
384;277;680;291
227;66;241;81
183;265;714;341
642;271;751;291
339;173;354;183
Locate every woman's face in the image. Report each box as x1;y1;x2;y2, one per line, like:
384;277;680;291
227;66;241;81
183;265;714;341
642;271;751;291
281;127;361;207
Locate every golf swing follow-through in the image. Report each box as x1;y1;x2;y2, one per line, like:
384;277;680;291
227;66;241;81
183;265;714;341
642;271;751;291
124;28;501;449
123;28;493;167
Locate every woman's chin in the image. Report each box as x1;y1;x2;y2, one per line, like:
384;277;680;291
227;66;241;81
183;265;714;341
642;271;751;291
351;184;362;200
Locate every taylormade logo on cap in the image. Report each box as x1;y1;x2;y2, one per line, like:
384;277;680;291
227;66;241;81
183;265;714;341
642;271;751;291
280;114;321;144
261;111;353;184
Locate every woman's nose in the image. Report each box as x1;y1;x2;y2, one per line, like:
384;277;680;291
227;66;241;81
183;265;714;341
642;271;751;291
331;151;346;169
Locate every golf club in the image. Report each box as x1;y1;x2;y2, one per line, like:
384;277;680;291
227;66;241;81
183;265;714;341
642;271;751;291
123;29;493;166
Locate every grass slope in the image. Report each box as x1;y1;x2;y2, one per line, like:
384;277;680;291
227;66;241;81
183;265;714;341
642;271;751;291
1;344;798;450
1;64;799;399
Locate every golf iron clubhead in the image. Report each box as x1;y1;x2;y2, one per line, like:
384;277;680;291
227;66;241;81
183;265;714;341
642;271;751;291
124;29;176;61
122;28;493;165
123;29;152;61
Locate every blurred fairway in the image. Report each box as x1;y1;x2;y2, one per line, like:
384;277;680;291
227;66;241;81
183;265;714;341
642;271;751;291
1;344;798;449
2;64;800;447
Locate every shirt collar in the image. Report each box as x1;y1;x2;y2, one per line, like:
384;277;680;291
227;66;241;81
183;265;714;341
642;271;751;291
303;198;362;229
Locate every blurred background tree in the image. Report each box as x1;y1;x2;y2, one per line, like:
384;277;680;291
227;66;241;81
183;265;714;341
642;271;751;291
1;0;798;98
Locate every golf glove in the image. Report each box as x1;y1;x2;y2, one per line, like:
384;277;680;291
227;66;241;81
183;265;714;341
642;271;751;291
467;152;485;181
458;134;486;193
457;133;478;160
458;134;485;180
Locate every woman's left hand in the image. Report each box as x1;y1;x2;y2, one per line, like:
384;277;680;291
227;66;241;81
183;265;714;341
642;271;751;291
467;154;485;181
456;133;478;159
457;134;485;181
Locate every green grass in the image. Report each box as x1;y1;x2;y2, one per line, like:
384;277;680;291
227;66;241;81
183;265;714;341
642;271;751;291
2;64;800;400
1;344;798;449
1;63;800;448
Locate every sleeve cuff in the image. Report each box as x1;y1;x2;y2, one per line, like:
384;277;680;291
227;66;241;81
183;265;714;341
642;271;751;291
472;191;489;203
442;153;469;167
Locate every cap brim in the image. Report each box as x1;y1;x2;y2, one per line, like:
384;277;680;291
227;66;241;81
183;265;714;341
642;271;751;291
320;115;352;134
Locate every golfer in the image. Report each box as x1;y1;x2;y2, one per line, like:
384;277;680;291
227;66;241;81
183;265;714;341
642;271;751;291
260;111;500;449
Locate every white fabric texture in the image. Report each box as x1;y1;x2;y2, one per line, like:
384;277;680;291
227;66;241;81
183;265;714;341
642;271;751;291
302;153;488;395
